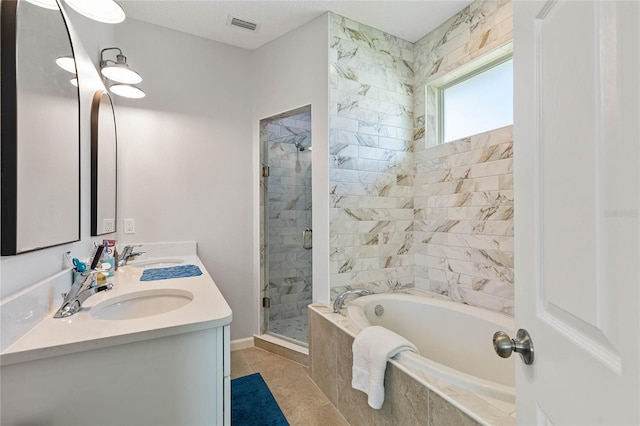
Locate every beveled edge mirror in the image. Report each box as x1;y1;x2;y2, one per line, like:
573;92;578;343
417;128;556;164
1;0;81;255
91;90;117;236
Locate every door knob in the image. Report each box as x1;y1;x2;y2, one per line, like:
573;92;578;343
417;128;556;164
493;328;534;365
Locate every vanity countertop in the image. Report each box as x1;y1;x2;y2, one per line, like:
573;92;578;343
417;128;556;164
0;254;232;366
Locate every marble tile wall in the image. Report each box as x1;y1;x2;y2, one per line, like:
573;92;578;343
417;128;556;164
262;110;313;322
328;1;514;317
329;13;415;299
412;0;514;315
413;0;513;149
413;126;514;315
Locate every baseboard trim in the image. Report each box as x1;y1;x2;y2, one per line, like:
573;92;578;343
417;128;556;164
230;337;254;352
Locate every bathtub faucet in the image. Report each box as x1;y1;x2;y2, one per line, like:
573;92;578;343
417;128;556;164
333;289;370;313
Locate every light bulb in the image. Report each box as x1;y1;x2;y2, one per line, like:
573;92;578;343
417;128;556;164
63;0;125;24
109;84;145;99
25;0;59;10
101;64;142;84
56;56;76;74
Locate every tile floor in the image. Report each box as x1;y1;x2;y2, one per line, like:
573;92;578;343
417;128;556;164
231;347;348;425
268;313;309;344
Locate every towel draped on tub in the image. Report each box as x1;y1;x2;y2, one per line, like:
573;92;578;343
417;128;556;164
351;325;418;409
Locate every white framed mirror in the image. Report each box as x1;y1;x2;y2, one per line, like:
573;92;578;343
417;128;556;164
1;0;80;255
91;90;117;236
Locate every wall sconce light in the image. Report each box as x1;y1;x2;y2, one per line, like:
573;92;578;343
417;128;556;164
100;47;145;98
63;0;125;24
100;48;141;83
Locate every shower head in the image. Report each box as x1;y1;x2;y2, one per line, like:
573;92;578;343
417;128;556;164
294;141;305;152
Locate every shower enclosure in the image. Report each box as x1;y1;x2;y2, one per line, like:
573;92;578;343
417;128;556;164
259;106;312;345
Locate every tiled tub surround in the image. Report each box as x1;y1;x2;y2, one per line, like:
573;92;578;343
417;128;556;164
414;126;514;315
309;300;516;426
411;1;514;314
329;13;416;299
261;110;312;343
328;1;515;317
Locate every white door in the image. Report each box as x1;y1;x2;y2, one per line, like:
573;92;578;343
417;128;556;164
513;1;639;424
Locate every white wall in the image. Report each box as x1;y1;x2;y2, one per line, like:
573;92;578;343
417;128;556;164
113;19;254;341
113;14;330;340
252;13;330;337
114;14;329;341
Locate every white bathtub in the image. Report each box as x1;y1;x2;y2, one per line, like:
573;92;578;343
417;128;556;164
347;292;516;403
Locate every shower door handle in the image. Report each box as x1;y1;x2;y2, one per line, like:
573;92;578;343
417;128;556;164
493;329;534;365
302;228;312;250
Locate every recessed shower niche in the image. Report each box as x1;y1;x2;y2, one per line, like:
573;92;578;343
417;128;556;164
259;106;312;346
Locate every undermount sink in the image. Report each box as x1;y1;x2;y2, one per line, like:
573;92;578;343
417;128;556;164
91;289;193;320
130;258;185;268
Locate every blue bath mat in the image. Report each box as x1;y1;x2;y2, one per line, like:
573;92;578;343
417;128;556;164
139;264;202;281
231;373;289;426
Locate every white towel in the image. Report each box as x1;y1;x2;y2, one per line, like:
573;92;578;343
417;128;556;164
351;325;418;409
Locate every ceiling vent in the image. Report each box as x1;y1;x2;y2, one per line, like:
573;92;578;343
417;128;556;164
228;16;258;32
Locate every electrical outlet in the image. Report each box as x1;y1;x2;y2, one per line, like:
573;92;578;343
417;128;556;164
123;218;135;234
103;218;115;233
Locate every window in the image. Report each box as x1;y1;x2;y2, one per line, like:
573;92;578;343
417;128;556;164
427;45;513;146
441;58;513;143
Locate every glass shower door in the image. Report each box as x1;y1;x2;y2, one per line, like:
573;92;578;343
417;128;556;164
261;107;312;346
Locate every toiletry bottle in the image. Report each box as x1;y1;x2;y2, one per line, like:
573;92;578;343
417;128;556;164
102;240;115;277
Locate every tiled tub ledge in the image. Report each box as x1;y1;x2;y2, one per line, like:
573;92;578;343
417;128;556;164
308;300;516;426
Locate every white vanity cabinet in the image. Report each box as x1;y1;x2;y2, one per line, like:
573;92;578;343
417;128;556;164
1;246;232;425
1;324;231;425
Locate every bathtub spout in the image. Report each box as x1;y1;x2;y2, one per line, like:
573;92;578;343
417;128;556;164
333;289;370;313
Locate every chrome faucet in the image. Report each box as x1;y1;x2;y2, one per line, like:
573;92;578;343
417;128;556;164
118;245;145;266
54;271;114;318
333;289;370;313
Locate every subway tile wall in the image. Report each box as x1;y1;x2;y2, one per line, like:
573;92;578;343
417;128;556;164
413;0;513;148
329;13;416;299
413;127;514;315
329;0;514;316
412;0;514;315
